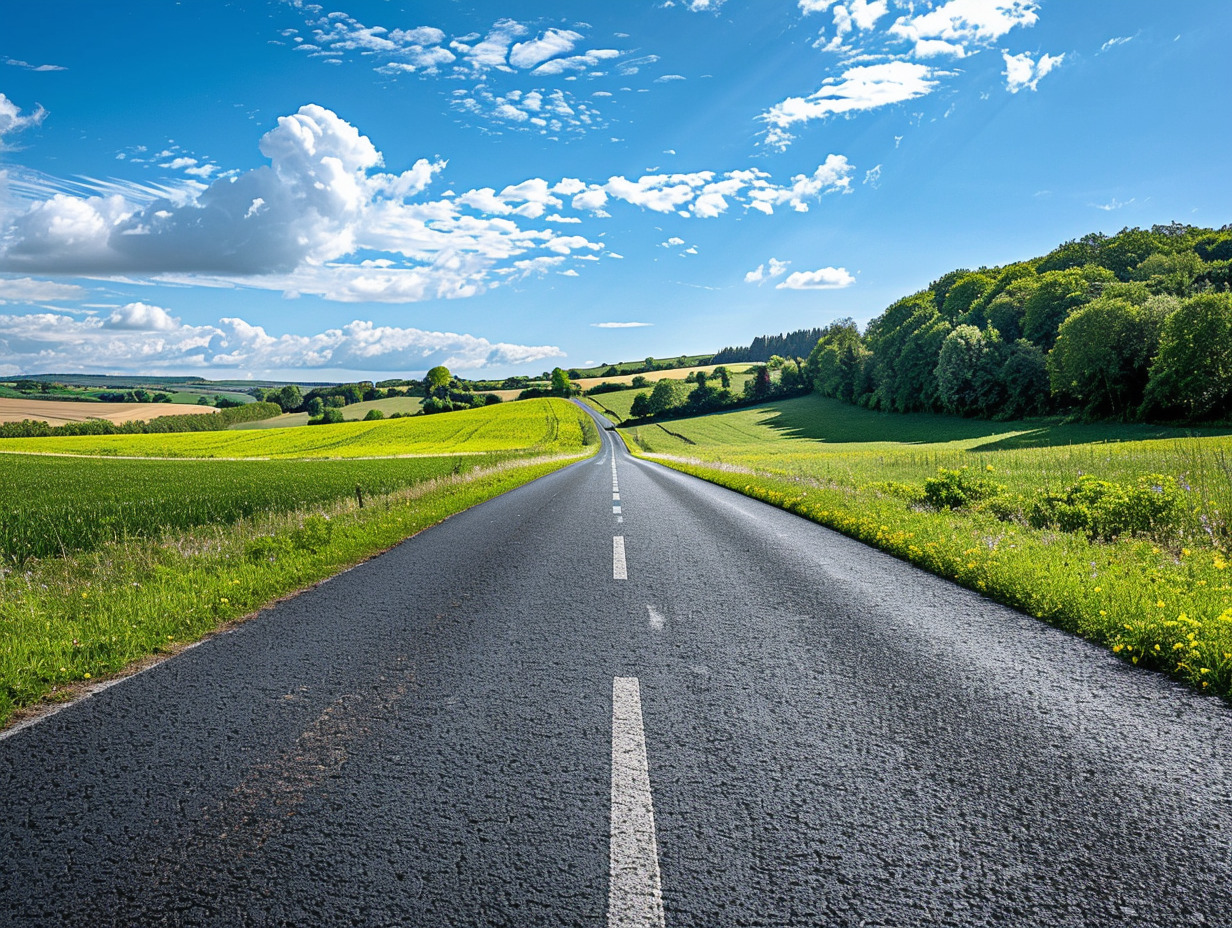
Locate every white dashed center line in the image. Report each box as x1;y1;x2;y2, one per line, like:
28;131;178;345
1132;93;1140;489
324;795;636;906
609;677;665;928
613;536;627;580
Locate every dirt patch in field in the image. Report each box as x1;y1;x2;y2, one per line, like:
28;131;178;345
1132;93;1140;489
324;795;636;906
0;398;217;426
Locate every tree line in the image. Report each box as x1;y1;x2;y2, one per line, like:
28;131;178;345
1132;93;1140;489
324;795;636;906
804;224;1232;423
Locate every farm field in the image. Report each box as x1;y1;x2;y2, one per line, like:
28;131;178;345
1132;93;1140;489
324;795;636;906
572;362;752;393
230;394;423;429
0;397;585;458
621;395;1232;697
0;397;217;426
0;396;597;723
582;372;756;422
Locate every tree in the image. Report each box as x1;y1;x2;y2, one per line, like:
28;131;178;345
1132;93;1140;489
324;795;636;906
305;397;325;417
550;367;574;397
426;366;451;399
1142;292;1232;421
629;392;651;418
935;325;1004;416
276;384;303;413
1021;266;1116;349
712;366;731;389
363;409;385;420
1047;296;1167;418
998;341;1050;419
647;378;686;415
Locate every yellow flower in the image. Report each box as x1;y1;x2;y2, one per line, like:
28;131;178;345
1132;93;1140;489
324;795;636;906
84;673;91;680
1094;586;1102;593
1156;600;1166;608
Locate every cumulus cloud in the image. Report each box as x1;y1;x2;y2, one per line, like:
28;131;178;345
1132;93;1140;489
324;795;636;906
0;310;564;374
104;301;180;331
890;0;1039;57
0;276;87;303
509;28;583;69
452;87;604;136
0;93;46;146
744;258;790;284
776;266;855;290
1001;50;1063;92
760;62;938;150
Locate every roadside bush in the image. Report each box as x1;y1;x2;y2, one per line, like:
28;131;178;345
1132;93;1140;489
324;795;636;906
1028;474;1187;543
922;466;1005;509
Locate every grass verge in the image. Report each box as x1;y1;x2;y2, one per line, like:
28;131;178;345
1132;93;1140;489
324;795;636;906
0;452;587;728
620;395;1232;701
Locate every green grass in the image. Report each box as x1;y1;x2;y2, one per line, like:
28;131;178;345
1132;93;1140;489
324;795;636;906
226;396;424;430
0;397;585;458
0;454;500;562
581;374;755;423
0;453;588;726
621;394;1232;699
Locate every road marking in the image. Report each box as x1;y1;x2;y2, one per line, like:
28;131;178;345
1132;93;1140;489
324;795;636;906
613;536;627;580
617;516;624;524
613;505;622;515
613;493;620;500
609;677;665;928
647;605;665;630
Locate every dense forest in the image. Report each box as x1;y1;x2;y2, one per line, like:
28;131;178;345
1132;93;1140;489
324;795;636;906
805;224;1232;423
713;329;827;364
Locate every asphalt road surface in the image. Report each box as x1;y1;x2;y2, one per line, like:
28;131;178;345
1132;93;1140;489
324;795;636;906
3;404;1231;927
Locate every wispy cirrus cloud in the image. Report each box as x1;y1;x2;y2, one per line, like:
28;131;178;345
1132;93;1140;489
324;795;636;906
592;321;652;328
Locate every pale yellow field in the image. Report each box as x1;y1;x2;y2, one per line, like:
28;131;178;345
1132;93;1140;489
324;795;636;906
0;397;216;426
572;363;752;391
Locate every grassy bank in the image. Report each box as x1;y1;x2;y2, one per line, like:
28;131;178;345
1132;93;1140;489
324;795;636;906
621;395;1232;698
0;453;588;727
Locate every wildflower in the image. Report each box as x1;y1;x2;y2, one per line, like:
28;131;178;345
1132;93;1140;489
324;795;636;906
1094;586;1102;593
84;673;91;680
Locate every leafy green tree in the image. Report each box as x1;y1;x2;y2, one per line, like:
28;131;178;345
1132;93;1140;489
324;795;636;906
363;409;385;420
1021;266;1116;349
942;272;995;323
629;392;651;418
426;366;451;399
276;384;303;413
1047;296;1167;418
998;341;1050;419
711;366;731;389
550;367;574;396
935;325;1004;416
647;378;687;414
305;397;325;417
1142;292;1232;420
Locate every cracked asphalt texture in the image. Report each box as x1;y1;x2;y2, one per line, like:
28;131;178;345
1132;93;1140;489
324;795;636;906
2;408;1231;926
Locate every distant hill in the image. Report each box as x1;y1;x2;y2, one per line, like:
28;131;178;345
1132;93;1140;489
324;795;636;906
712;329;826;364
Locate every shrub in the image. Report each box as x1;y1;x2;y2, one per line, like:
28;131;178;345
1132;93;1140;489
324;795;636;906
922;466;1004;509
1028;474;1187;543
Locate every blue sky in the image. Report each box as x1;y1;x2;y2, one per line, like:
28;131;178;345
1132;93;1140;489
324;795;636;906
0;0;1229;380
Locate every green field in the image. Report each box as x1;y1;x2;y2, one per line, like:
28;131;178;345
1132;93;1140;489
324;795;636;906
0;397;583;458
0;396;597;724
583;372;755;422
621;395;1232;698
230;394;423;429
0;454;494;563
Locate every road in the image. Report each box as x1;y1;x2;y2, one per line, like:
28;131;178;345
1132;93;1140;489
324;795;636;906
2;405;1231;927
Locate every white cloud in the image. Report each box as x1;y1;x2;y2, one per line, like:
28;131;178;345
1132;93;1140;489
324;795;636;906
1001;50;1063;92
863;164;882;188
592;321;652;327
533;49;621;76
104;301;180;331
799;0;839;13
655;74;686;83
0;93;46;146
509;29;583;69
760;62;938;150
1093;197;1134;212
0;310;564;374
890;0;1039;57
0;277;87;303
744;258;790;284
5;58;67;72
1100;35;1134;53
775;266;855;289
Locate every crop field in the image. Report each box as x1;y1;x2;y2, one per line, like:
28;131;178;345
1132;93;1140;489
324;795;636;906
583;373;755;422
622;395;1232;697
230;395;424;430
0;453;502;563
0;397;585;458
572;363;753;393
0;397;217;427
